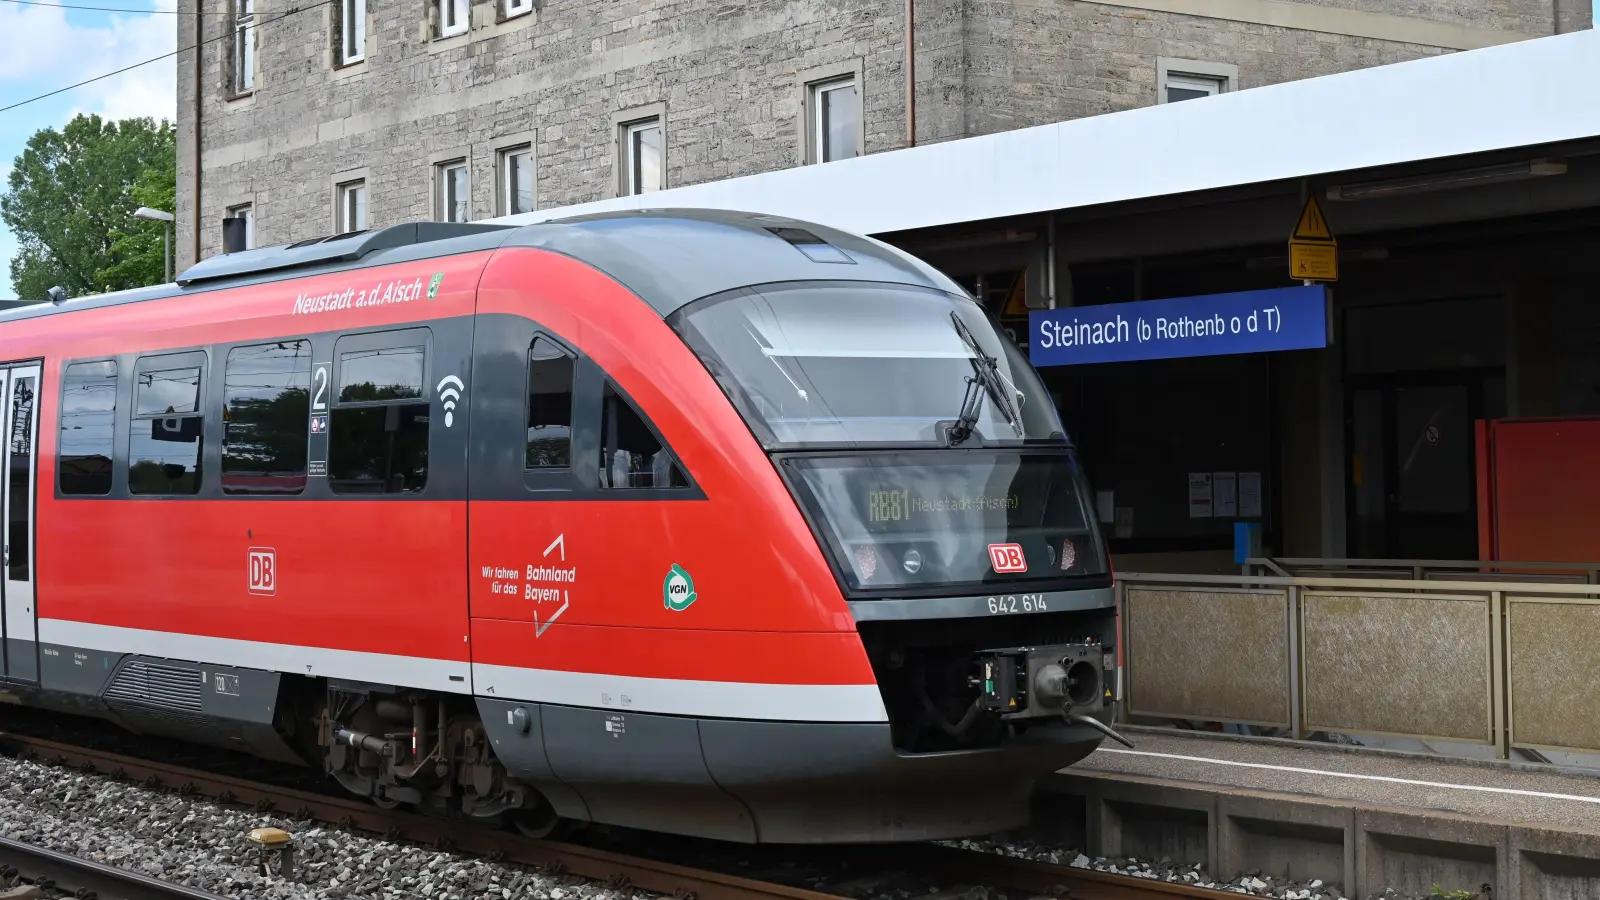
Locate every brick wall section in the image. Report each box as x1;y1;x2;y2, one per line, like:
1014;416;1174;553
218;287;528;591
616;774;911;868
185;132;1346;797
176;0;1571;270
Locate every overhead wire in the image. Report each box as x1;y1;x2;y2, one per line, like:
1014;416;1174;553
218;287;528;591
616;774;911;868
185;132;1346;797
0;0;333;115
0;0;229;13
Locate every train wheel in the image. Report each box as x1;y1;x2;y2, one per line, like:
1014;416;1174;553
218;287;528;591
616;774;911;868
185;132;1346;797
509;796;566;839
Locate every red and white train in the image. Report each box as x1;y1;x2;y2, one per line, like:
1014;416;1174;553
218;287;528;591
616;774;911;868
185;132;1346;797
0;209;1122;843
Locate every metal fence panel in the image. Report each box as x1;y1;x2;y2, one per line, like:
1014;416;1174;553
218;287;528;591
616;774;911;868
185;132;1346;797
1508;596;1600;754
1301;592;1492;743
1125;586;1290;727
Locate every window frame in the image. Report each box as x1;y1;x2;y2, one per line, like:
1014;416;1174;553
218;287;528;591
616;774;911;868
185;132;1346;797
434;158;470;223
233;0;255;94
222;339;313;496
497;143;534;216
620;117;662;196
596;379;690;491
437;0;468;38
336;178;368;233
227;203;255;249
340;0;367;64
1156;57;1238;104
503;0;531;19
128;350;208;497
807;76;861;164
523;333;575;473
57;358;120;497
327;327;434;497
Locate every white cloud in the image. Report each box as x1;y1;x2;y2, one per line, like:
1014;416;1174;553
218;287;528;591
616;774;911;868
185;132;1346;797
1;0;177;124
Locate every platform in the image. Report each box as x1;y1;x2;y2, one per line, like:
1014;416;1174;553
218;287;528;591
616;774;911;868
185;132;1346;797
1033;727;1600;900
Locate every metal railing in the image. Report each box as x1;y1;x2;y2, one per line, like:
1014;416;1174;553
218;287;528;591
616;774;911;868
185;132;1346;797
1114;564;1600;760
1245;556;1600;584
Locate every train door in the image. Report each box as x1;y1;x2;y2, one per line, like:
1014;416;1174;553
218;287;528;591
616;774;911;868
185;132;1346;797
0;362;39;683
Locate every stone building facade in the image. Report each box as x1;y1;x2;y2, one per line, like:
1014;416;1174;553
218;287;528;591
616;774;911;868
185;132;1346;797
174;0;1591;270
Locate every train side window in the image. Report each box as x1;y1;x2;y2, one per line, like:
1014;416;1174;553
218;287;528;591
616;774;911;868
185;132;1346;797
223;340;312;495
526;336;573;469
129;352;206;496
59;360;118;495
329;339;428;494
598;383;688;489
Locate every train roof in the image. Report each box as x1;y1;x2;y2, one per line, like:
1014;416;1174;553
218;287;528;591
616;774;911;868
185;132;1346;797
0;209;964;326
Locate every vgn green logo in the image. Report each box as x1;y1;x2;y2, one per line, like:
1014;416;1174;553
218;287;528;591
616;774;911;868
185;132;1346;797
663;564;697;611
426;272;444;300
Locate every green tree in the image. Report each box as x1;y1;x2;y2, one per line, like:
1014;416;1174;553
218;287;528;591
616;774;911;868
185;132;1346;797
1;113;176;301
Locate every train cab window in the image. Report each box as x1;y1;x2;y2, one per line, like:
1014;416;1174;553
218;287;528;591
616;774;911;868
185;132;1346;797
59;360;118;495
329;338;428;494
598;383;687;489
526;336;573;469
223;340;312;495
129;353;206;496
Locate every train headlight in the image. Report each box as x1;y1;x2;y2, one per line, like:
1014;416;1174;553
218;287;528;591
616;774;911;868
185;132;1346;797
1059;537;1078;571
853;544;879;581
902;548;923;575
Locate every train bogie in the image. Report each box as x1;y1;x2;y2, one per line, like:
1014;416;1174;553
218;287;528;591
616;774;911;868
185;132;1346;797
0;210;1124;843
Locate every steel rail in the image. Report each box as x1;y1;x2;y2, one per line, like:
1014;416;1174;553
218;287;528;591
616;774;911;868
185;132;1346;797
2;729;1241;900
0;732;851;900
0;833;232;900
907;845;1255;900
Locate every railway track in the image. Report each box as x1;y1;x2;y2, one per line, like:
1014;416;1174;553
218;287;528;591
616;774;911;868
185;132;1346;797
0;729;1239;900
0;832;232;900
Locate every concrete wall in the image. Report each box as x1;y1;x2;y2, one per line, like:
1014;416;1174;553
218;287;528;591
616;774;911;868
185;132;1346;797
176;0;1574;269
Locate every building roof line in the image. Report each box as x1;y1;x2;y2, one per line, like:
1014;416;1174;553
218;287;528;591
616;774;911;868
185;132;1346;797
488;28;1600;237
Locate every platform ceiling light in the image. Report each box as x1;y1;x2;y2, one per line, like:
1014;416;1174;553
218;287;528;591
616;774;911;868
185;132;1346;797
1326;158;1566;201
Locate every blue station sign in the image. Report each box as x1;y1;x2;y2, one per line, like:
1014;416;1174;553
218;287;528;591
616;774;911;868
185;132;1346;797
1027;284;1329;366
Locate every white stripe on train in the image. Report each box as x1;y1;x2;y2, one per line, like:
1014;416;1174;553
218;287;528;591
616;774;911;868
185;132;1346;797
37;619;890;723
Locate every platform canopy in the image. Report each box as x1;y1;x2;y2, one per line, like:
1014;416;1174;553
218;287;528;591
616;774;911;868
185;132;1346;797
490;28;1600;237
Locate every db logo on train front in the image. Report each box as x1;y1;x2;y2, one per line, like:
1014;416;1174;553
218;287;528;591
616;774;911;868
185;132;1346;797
248;547;277;595
988;543;1027;573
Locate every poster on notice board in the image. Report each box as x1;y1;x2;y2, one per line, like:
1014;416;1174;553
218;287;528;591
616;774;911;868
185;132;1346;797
1188;473;1212;518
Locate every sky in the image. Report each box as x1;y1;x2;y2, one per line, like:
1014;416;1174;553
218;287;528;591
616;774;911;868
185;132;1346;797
0;0;177;302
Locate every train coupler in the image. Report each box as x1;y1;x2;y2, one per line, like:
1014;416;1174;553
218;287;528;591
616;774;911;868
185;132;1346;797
972;639;1116;721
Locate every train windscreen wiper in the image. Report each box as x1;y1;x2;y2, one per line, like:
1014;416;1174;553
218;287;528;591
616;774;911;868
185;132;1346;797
946;312;1022;445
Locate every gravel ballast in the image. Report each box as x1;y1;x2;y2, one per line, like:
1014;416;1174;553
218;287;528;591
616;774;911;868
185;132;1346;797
945;838;1357;900
0;753;650;900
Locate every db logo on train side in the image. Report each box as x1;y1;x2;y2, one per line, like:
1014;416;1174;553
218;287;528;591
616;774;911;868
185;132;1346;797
988;543;1027;573
248;547;277;595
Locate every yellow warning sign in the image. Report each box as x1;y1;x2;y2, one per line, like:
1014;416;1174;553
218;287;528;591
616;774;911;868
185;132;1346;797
1288;194;1337;281
999;271;1028;318
1289;241;1338;281
1292;194;1334;242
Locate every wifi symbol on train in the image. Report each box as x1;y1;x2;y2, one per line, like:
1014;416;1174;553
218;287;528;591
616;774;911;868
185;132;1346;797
436;375;465;427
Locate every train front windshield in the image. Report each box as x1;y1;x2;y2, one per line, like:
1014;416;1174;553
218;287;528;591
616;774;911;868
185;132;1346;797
670;281;1109;593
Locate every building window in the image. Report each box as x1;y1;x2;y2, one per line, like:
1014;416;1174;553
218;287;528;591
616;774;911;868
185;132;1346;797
338;179;367;233
1156;58;1238;104
525;337;573;468
1164;74;1222;103
599;383;687;489
807;76;860;164
227;203;254;249
234;0;255;93
437;0;467;37
130;353;206;496
436;160;469;223
59;360;117;496
340;0;366;63
223;340;311;495
329;334;430;494
504;0;531;18
621;118;662;196
499;146;533;215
